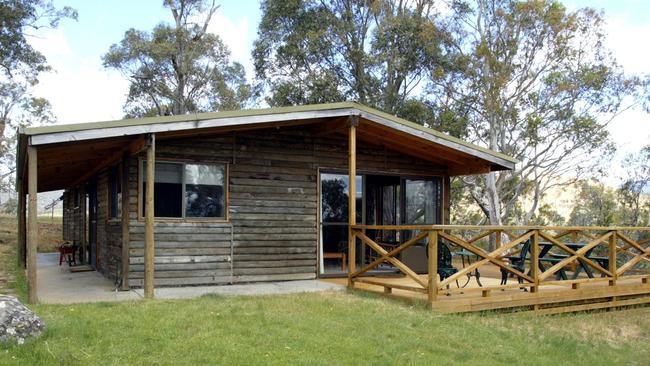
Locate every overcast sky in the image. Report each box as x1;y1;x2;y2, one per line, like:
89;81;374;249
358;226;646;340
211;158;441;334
27;0;650;187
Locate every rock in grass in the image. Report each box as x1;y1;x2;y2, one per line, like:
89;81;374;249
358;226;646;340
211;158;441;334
0;295;44;345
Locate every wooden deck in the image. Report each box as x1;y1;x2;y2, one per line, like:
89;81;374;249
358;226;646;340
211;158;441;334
323;273;650;314
336;225;650;314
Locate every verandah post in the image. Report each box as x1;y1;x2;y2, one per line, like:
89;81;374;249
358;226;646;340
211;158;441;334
144;134;155;299
609;231;617;286
427;229;438;305
347;115;358;287
27;146;38;304
531;230;539;293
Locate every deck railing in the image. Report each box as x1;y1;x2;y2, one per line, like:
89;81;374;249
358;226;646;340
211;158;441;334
349;225;650;304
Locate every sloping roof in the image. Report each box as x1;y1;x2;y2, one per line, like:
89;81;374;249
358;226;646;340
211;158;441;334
22;101;516;164
17;102;517;192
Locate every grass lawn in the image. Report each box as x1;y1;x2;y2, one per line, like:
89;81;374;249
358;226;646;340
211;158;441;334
0;214;62;297
1;214;649;365
1;291;649;365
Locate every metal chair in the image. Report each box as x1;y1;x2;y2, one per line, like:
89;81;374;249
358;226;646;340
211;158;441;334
500;239;530;288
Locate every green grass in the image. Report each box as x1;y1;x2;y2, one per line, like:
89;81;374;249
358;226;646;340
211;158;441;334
1;215;649;365
1;291;649;365
0;214;62;300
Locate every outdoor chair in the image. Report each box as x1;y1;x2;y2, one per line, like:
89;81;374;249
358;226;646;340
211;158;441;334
500;239;530;289
437;240;459;289
58;242;77;266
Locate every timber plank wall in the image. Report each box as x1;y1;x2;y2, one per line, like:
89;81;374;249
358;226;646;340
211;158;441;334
127;126;446;287
65;125;448;287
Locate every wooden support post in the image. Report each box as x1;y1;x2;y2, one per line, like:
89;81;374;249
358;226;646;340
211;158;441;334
120;157;130;291
531;230;539;293
347;116;358;287
608;231;617;286
428;230;439;304
16;179;26;268
27;146;38;304
144;134;155;299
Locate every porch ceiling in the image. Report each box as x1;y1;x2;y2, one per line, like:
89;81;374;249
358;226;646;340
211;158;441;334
26;135;145;192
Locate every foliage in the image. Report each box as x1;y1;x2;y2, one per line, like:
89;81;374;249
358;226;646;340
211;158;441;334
103;0;253;117
431;0;637;232
0;83;55;191
254;0;641;231
528;203;566;226
617;145;650;227
0;0;77;81
568;180;618;227
0;0;74;194
253;0;461;133
1;195;17;214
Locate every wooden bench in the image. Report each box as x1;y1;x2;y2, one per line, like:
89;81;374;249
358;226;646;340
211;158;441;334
323;252;347;271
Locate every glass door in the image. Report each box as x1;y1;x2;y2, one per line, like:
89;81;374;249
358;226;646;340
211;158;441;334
402;178;441;233
319;173;362;275
365;175;401;243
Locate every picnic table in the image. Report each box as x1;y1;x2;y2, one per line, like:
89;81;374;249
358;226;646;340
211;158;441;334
537;242;609;280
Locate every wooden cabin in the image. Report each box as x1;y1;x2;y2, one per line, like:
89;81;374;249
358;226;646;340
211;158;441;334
15;102;516;302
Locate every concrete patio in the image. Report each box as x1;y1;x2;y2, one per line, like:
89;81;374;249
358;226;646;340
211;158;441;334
36;253;344;304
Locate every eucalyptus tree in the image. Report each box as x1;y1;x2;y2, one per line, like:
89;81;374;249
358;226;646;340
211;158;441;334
429;0;637;229
0;0;76;191
253;0;459;130
103;0;252;117
617;145;650;227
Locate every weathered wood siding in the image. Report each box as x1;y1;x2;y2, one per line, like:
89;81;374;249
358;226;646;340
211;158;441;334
95;169;122;280
120;126;446;287
61;187;85;244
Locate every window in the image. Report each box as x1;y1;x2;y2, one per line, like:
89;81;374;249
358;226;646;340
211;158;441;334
109;166;121;219
141;161;226;219
185;164;225;218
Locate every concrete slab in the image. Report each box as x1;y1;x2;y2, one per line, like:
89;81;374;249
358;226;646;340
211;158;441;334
37;253;141;304
37;253;344;304
133;280;344;299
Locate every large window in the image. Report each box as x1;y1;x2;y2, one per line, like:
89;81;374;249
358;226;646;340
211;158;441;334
141;161;226;219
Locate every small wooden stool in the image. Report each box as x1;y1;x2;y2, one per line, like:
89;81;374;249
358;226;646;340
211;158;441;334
323;252;347;271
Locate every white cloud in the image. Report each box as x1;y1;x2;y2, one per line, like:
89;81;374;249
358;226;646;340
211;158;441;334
27;13;255;126
206;13;254;81
29;28;128;124
598;14;650;186
605;17;650;75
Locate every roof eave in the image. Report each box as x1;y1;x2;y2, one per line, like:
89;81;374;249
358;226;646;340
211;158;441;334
20;101;517;173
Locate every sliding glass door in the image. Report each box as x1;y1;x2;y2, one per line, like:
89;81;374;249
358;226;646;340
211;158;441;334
319;172;442;276
319;173;362;275
403;178;441;240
